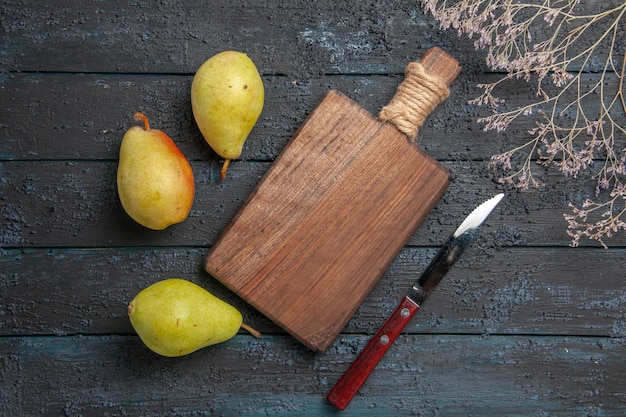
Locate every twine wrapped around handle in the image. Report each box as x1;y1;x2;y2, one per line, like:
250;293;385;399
379;47;460;142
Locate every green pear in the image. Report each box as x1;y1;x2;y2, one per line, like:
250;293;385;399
191;51;264;180
128;278;261;357
117;112;194;230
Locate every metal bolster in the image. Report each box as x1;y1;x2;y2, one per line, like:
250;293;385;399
408;284;427;305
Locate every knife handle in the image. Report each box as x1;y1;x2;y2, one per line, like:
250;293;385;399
326;296;420;410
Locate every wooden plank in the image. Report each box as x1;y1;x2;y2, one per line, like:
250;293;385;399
2;160;625;248
361;246;626;338
0;0;470;75
0;159;255;248
2;247;624;338
2;0;614;76
1;334;624;416
2;72;623;163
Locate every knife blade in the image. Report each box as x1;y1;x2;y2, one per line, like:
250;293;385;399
326;193;505;410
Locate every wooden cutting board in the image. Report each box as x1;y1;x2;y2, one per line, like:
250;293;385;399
205;47;460;352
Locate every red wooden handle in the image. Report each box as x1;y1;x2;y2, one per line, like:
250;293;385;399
326;296;420;410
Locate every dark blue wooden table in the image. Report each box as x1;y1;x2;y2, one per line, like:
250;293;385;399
1;1;625;415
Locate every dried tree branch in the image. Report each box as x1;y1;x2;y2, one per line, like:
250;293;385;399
421;0;626;247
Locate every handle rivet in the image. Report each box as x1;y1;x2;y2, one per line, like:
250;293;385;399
379;335;389;345
401;308;410;317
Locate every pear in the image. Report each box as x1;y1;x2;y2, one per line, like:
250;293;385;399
117;112;194;230
191;51;264;180
128;278;261;357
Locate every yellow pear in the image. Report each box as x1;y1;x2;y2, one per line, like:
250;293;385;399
191;51;264;180
117;112;194;230
128;278;261;357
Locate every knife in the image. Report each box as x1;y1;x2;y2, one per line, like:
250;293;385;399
326;193;505;410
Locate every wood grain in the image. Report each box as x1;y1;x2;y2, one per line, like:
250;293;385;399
0;0;467;75
3;160;624;248
2;72;622;163
2;335;624;416
1;247;624;338
205;89;451;351
203;49;460;352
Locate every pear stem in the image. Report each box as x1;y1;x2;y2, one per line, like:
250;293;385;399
241;322;262;339
220;159;231;180
133;112;150;131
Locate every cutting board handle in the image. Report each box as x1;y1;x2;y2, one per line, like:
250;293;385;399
379;47;461;141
